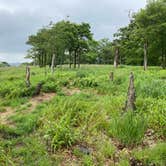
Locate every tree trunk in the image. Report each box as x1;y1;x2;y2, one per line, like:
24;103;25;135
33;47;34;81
26;65;31;87
69;52;72;68
74;51;77;68
125;72;136;111
78;53;80;68
114;47;119;68
44;54;47;76
143;41;148;71
161;48;166;69
51;53;55;74
164;50;166;69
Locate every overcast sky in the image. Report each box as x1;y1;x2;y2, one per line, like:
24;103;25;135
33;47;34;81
0;0;146;63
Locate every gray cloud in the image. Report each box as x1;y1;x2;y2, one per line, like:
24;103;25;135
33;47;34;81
0;0;146;63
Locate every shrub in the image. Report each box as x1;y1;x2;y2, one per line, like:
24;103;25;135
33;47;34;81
45;115;76;150
0;83;35;99
76;70;88;78
42;82;59;93
109;112;147;146
73;77;98;88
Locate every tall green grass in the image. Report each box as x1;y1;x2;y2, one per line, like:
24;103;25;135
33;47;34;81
109;112;147;146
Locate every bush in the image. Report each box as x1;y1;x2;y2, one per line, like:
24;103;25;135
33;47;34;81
44;114;76;150
76;70;88;78
0;83;35;99
73;77;98;88
109;112;147;146
51;123;75;150
42;82;59;93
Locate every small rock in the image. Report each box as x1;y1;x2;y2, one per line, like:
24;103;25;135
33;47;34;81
78;146;91;155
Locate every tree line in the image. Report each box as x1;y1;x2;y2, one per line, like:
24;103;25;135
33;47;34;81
26;0;166;70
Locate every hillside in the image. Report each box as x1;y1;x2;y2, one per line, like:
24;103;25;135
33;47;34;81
0;65;165;166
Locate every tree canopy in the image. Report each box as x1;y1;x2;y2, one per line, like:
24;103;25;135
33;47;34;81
26;0;166;69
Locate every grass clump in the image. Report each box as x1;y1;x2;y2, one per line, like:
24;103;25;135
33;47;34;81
109;112;147;146
0;125;20;139
73;77;98;88
136;79;166;98
133;143;166;166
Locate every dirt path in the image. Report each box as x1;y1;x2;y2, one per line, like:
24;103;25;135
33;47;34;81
0;88;82;126
0;93;55;126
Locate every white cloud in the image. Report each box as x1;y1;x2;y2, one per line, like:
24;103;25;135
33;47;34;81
0;0;147;62
0;52;31;63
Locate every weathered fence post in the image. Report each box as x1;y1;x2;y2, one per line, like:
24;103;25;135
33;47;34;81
26;65;31;87
114;47;119;68
110;72;114;81
125;72;136;111
33;82;43;96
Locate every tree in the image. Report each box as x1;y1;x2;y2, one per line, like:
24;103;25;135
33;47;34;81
26;21;93;69
113;0;166;69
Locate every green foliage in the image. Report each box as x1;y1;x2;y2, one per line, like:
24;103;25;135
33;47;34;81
27;20;93;68
137;79;166;98
109;112;147;146
0;83;35;99
0;65;165;165
82;155;94;166
76;70;89;78
42;81;59;93
137;97;166;137
73;77;98;88
133;143;166;166
100;140;115;158
0;62;10;67
0;125;20;139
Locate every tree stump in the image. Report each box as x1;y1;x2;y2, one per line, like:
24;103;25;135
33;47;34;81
26;66;31;87
125;72;136;111
110;72;114;81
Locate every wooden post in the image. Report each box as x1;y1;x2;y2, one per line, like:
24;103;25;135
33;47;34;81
74;51;77;68
110;72;114;81
114;47;119;68
26;65;31;87
125;72;136;111
33;82;43;96
144;41;148;71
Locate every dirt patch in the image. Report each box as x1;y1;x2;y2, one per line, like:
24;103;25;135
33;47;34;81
62;87;81;96
26;93;55;113
0;93;55;126
0;107;15;126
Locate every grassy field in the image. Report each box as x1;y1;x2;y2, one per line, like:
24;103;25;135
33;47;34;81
0;65;166;166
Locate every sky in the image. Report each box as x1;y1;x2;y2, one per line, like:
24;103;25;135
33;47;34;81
0;0;146;63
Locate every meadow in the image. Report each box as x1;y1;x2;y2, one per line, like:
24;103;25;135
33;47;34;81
0;65;166;166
